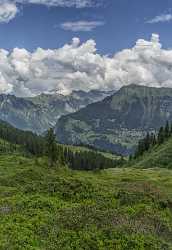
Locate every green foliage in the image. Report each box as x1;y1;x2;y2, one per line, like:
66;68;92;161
0;120;121;171
45;128;59;167
158;126;165;145
131;136;172;169
0;120;45;156
134;121;172;159
63;146;124;170
0;155;172;249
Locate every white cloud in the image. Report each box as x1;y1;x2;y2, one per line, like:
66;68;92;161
0;2;18;23
16;0;100;8
0;0;102;23
147;14;172;24
60;20;105;31
1;34;172;97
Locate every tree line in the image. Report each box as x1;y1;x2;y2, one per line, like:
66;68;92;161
0;120;45;156
63;147;124;170
134;121;172;159
0;121;121;170
46;128;124;170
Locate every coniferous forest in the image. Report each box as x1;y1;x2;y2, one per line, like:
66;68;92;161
134;121;172;159
0;120;123;171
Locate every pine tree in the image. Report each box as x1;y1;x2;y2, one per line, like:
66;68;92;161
157;126;164;145
165;121;170;138
46;128;58;167
144;132;150;151
150;133;156;146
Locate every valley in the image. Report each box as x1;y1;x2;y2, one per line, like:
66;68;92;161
56;84;172;155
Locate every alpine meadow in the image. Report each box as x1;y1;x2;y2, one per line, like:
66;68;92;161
0;0;172;249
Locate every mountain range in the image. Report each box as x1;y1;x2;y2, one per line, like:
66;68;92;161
2;84;172;155
55;84;172;155
0;90;113;134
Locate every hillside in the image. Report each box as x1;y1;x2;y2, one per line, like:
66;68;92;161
132;136;172;169
0;119;122;171
0;154;172;249
0;90;111;134
0;118;172;249
55;84;172;155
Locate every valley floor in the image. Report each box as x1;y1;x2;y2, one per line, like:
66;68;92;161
0;155;172;249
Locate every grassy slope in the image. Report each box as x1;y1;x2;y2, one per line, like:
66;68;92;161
0;155;172;249
132;137;172;169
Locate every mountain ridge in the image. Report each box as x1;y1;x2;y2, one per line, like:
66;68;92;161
0;89;113;134
55;84;172;155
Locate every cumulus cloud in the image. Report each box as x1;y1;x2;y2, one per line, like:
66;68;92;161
1;33;172;97
60;20;105;32
147;13;172;24
0;2;18;23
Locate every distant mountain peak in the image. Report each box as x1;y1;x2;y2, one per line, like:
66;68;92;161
0;89;113;134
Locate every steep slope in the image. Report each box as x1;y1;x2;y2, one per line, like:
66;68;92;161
0;155;172;249
55;84;172;155
133;137;172;169
0;90;112;134
0;94;51;133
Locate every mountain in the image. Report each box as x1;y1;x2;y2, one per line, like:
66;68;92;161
55;84;172;155
0;90;113;134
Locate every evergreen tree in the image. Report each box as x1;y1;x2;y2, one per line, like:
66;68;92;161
145;132;150;151
170;123;172;134
150;133;156;146
165;121;170;138
157;127;164;145
46;128;58;167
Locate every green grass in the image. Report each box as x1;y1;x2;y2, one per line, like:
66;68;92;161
0;139;23;154
131;137;172;169
0;154;172;249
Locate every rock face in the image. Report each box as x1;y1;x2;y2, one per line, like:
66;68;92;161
55;84;172;155
0;90;113;134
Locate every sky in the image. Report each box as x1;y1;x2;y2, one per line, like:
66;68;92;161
0;0;172;96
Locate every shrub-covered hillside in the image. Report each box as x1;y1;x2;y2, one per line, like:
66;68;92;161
0;154;172;249
132;136;172;169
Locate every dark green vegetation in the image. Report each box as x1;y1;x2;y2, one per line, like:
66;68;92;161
0;119;45;155
0;90;112;133
0;120;121;171
63;145;124;170
134;121;172;158
130;132;172;169
55;84;172;155
0;154;172;249
129;121;172;169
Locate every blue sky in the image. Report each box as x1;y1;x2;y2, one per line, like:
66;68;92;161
1;0;172;97
0;0;172;54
